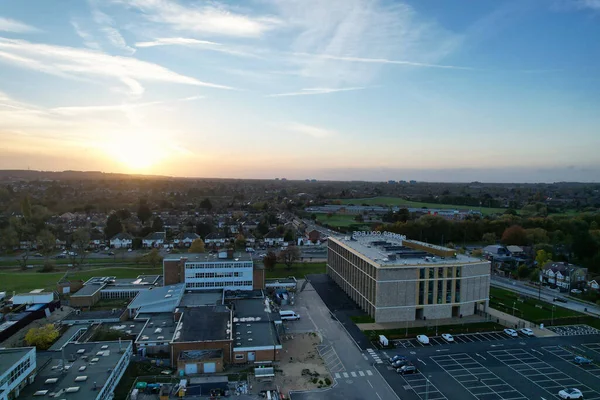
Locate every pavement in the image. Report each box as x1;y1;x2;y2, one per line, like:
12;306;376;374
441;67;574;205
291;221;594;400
285;278;399;400
293;273;600;400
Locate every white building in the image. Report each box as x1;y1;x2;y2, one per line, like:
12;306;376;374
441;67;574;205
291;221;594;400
0;347;36;400
143;232;166;248
163;252;259;291
110;233;133;249
11;291;56;305
174;233;200;248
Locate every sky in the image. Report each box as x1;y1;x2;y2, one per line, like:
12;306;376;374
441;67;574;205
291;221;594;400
0;0;599;183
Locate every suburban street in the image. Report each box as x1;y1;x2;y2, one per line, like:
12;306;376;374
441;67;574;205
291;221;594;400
286;280;400;400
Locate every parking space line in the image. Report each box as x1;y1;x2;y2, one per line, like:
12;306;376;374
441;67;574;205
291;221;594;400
342;372;349;378
366;370;373;376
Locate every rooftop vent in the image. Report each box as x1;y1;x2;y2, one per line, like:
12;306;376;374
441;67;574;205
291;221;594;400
78;366;86;372
154;328;162;333
75;376;88;382
101;345;108;350
157;336;165;340
65;387;80;393
248;338;253;341
76;349;85;354
44;378;58;384
90;358;99;363
81;355;88;360
141;335;150;340
33;390;48;396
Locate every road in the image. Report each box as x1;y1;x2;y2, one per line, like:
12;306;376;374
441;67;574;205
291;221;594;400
287;281;400;400
491;275;600;316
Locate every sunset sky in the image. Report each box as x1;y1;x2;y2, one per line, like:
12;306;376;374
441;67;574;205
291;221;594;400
1;0;599;182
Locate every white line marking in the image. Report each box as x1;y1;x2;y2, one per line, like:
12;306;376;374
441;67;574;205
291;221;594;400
367;380;373;388
366;370;373;376
351;372;357;377
436;349;449;352
343;372;349;378
334;373;340;378
359;371;365;376
476;353;487;360
376;392;382;400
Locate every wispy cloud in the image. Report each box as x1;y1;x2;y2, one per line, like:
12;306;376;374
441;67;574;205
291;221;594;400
135;37;221;48
291;53;472;70
113;0;281;37
52;95;204;115
267;87;366;97
91;8;135;54
284;122;336;139
71;20;102;50
0;37;234;95
578;0;600;10
0;17;39;33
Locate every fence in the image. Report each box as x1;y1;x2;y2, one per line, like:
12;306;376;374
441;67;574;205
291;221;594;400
479;308;535;329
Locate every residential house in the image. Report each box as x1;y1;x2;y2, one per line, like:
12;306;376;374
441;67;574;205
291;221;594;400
143;231;167;248
245;233;256;246
541;261;588;290
588;280;599;291
175;233;200;248
264;230;285;246
89;231;105;248
306;229;325;244
205;232;227;247
110;233;133;249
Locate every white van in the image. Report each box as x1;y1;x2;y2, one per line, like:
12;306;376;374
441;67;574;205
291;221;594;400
279;310;300;321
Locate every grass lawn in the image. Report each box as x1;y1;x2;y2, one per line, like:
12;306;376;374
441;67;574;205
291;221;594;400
265;262;326;279
364;321;505;340
490;286;581;322
0;266;162;293
315;214;370;228
335;197;506;215
0;257;139;267
350;315;376;324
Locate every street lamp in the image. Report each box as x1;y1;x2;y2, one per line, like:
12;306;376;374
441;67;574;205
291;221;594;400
552;305;556;326
425;375;431;400
512;301;516;316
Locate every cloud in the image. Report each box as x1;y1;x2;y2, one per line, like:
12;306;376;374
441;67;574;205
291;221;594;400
91;8;136;54
0;17;39;33
291;53;472;70
135;37;221;48
578;0;600;9
0;37;234;95
284;122;336;138
51;95;204;115
71;20;102;50
113;0;281;37
266;87;366;97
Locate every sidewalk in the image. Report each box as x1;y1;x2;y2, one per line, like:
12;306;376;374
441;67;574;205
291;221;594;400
356;314;486;331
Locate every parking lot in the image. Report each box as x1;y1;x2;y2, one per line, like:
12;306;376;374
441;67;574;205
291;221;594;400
543;344;600;379
400;373;447;400
394;331;530;348
546;324;600;336
488;348;600;400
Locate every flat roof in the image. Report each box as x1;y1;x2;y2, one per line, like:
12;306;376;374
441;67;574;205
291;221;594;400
174;306;231;343
71;284;104;297
62;309;124;324
331;236;481;267
49;325;89;351
230;298;274;322
103;320;147;337
136;313;177;343
233;321;281;350
165;252;253;262
19;341;132;400
224;289;264;300
179;349;223;361
266;277;297;285
0;347;34;373
179;291;223;307
127;283;185;312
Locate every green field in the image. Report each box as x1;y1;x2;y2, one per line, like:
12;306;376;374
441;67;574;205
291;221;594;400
264;262;326;279
0;257;145;268
364;321;505;340
0;266;162;293
336;197;506;215
490;286;581;321
315;214;370;228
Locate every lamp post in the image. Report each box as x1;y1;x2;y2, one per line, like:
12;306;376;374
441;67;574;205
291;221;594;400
512;301;516;316
425;375;431;400
552;305;555;326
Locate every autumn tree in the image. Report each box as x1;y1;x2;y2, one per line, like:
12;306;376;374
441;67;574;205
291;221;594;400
535;249;552;267
263;251;278;271
188;238;205;253
37;229;56;261
25;324;59;350
278;246;301;270
104;213;123;239
200;198;213;210
234;235;246;250
501;225;527;246
145;248;163;268
482;232;497;245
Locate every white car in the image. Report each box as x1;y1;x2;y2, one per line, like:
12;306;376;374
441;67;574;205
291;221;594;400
519;328;534;337
416;335;430;345
558;388;583;399
441;333;454;342
503;328;518;337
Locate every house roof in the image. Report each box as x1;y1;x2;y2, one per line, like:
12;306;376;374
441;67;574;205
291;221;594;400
205;232;226;239
144;231;166;241
506;245;523;253
111;232;133;241
264;230;283;239
542;261;586;274
180;232;200;240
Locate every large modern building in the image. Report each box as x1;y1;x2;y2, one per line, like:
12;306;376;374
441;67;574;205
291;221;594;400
163;251;265;291
327;232;490;323
0;347;36;400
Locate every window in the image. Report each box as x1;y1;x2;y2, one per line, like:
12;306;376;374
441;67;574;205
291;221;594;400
419;268;425;280
437;280;443;304
437;268;443;278
455;279;461;302
235;354;244;360
456;266;461;278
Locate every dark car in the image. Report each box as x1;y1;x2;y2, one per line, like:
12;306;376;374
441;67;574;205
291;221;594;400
553;297;567;303
388;355;408;364
391;359;411;368
574;356;592;365
396;364;418;375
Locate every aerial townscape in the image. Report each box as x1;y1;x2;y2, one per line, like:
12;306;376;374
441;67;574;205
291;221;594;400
1;1;599;400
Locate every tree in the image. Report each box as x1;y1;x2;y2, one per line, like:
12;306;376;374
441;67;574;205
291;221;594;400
263;251;277;271
146;248;163;268
278;246;301;270
152;216;164;232
501;225;527;246
200;198;213;210
234;235;246;250
310;214;317;221
535;249;552;267
25;324;59;350
188;238;206;253
397;208;410;223
517;264;530;279
137;199;152;224
0;226;18;252
37;230;56;260
354;214;364;222
116;209;131;221
482;232;497;245
104;213;122;239
70;228;90;268
284;229;295;242
196;221;214;238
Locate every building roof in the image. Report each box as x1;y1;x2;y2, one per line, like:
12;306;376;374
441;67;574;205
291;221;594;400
164;252;253;262
230;298;274;322
205;232;226;240
174;306;231;343
179;349;223;361
264;230;283;239
19;341;132;400
71;284;105;297
331;235;481;267
144;231;166;241
180;232;200;240
0;347;34;374
224;289;264;300
110;232;133;241
233;321;281;350
506;245;524;253
49;325;89;351
179;291;223;307
542;261;586;273
62;309;125;324
127;283;185;314
136;313;178;344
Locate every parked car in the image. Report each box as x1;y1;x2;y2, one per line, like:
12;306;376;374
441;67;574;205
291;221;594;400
519;328;534;337
574;356;592;365
34;253;43;257
503;328;518;337
391;359;411;368
558;388;583;399
396;364;418;375
389;355;407;364
553;297;568;303
441;333;454;342
108;251;115;256
128;248;133;252
56;254;66;259
416;335;430;345
570;289;583;295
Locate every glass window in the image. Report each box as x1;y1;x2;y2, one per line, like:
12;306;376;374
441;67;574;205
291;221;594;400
456;267;461;278
437;280;443;304
437;268;443;278
419;268;425;279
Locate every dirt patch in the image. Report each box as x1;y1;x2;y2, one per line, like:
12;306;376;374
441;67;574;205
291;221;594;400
0;306;74;348
268;333;331;396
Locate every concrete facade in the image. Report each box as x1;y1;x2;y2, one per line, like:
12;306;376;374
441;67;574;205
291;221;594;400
327;235;490;323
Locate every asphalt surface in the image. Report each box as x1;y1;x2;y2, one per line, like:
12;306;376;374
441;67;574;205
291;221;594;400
296;273;600;400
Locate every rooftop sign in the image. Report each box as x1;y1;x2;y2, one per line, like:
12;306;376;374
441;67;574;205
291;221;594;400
352;231;406;241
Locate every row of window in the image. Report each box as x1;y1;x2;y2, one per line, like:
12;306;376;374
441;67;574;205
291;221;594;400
419;266;461;280
192;271;243;279
185;262;253;269
186;281;253;288
101;290;139;299
418;278;461;305
0;357;31;386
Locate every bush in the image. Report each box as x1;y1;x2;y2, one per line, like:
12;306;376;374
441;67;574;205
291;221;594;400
40;262;56;273
324;377;332;385
25;324;59;349
312;378;318;384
